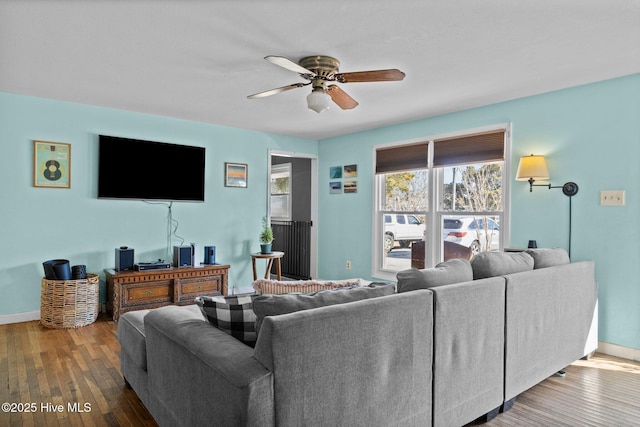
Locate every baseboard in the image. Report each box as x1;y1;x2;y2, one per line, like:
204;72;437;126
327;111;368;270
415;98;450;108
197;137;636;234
597;341;640;362
0;310;40;325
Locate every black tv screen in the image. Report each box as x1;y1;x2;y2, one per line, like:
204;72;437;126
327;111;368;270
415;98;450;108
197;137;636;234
98;135;206;202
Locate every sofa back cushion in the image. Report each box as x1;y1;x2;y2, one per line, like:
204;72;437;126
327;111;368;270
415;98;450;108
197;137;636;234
525;248;570;269
195;295;258;347
252;278;361;295
252;283;395;335
253;290;434;426
471;251;534;279
396;258;473;292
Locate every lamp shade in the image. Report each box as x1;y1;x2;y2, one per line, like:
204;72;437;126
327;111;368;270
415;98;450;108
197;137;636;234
306;89;331;113
516;155;550;181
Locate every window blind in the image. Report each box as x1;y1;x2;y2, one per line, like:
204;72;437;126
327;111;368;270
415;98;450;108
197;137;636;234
375;142;428;174
433;130;505;167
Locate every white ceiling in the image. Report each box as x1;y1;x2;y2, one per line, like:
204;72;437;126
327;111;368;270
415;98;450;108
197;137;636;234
1;1;639;140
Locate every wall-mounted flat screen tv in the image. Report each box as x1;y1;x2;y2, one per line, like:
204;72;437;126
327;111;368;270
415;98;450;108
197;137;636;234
98;135;206;202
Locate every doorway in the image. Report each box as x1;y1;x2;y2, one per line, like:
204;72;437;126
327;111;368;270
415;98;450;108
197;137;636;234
268;150;318;279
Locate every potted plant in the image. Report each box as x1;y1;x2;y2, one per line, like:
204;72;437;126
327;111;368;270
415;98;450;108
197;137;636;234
259;216;274;254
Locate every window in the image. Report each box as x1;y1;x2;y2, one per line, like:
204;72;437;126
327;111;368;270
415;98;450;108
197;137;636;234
373;126;510;280
270;163;291;220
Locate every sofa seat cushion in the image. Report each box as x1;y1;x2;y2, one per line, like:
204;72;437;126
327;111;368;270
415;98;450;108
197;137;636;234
195;295;258;347
252;283;395;334
252;278;361;295
471;251;534;279
525;248;570;269
117;309;151;371
396;258;472;292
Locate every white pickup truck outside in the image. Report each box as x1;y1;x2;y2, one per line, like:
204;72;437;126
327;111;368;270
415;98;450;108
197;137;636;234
384;214;425;252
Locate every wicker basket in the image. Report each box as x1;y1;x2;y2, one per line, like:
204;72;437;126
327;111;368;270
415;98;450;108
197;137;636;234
40;273;100;329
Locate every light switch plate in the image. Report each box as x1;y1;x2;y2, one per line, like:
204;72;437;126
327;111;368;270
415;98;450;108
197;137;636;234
600;190;625;206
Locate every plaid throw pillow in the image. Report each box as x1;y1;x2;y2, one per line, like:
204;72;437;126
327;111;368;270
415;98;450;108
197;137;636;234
195;295;257;347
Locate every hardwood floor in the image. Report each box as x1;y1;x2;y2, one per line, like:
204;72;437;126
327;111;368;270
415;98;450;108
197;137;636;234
469;354;640;427
1;314;155;427
2;315;639;426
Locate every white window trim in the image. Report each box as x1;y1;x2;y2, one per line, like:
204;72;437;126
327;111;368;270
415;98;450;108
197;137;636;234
270;163;292;221
371;123;512;281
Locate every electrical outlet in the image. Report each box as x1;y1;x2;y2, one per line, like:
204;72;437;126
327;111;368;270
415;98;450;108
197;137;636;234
346;260;351;270
600;190;625;206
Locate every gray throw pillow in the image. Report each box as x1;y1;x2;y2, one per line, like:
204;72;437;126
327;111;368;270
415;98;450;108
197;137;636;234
525;248;570;269
252;283;395;335
396;258;472;293
471;251;534;279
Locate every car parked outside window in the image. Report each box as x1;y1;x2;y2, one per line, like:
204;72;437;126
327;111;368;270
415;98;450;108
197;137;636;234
443;216;500;256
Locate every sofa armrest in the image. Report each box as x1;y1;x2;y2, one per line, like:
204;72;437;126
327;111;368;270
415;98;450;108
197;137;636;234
504;260;597;400
144;305;274;427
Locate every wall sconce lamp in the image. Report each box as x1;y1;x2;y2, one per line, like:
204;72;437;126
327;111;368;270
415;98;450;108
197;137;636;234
515;154;579;197
515;153;579;257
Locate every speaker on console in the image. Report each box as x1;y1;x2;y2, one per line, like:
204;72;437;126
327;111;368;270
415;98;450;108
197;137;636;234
204;245;216;264
173;245;193;267
115;247;135;271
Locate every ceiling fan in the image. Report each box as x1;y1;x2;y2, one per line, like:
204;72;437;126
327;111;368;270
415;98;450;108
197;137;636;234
247;55;406;113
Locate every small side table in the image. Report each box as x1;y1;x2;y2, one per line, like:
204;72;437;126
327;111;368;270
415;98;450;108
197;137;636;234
251;251;284;281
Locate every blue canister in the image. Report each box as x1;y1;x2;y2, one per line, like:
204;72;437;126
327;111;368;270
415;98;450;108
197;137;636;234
43;259;72;280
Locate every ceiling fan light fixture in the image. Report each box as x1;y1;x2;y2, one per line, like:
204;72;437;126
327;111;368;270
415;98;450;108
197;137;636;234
249;55;405;112
306;88;331;113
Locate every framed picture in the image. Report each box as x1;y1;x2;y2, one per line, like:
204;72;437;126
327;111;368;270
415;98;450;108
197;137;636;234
329;166;342;179
329;181;342;194
344;164;357;178
33;141;71;188
225;162;248;188
344;180;357;193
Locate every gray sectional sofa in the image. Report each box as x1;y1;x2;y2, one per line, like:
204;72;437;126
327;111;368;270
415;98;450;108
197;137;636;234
117;248;597;427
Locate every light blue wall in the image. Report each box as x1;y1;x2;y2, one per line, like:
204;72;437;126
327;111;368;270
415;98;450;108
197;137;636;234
2;74;639;350
318;74;640;350
0;92;317;315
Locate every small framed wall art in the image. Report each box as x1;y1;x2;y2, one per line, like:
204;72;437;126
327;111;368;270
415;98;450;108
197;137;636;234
329;181;342;194
225;162;248;188
33;140;71;188
329;166;342;179
344;180;357;193
344;164;357;178
329;163;358;194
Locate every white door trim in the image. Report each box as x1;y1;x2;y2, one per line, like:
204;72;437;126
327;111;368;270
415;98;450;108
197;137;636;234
268;149;319;279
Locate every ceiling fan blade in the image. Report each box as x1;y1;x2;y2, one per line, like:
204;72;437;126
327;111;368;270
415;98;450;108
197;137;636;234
247;82;310;99
336;69;406;83
326;85;359;110
265;55;316;77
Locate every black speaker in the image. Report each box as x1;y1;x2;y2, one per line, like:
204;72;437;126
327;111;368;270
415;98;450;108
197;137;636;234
115;247;135;271
173;245;192;267
204;245;216;264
